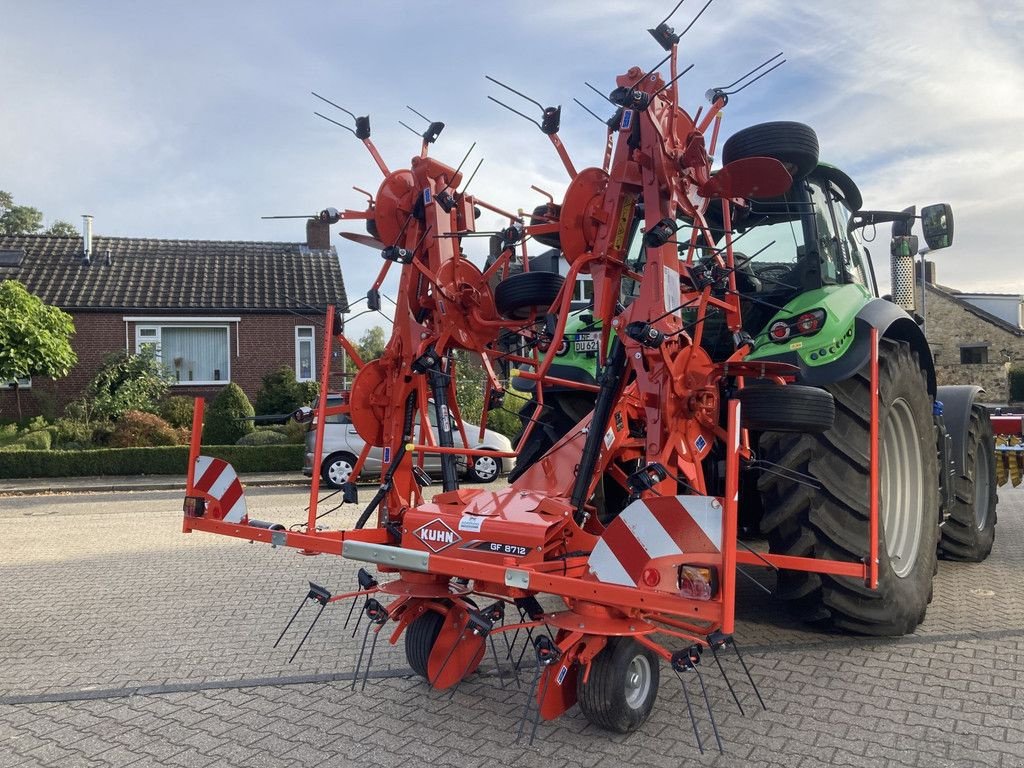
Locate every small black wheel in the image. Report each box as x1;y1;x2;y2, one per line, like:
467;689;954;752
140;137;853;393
530;203;562;249
723;121;820;181
577;637;660;734
494;271;565;319
466;454;501;483
405;609;446;679
939;405;997;561
737;381;835;433
321;451;357;488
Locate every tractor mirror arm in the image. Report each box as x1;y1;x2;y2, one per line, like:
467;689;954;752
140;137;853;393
847;209;916;234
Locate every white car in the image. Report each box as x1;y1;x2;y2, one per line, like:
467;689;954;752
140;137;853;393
302;396;517;487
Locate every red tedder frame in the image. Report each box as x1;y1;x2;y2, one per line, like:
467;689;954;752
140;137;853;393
181;26;885;726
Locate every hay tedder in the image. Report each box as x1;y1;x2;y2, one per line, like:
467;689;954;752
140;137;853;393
182;4;997;749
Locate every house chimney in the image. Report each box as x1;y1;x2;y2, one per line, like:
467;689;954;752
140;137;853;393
81;214;93;265
306;218;331;250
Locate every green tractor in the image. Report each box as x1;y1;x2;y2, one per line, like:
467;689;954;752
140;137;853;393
507;121;997;636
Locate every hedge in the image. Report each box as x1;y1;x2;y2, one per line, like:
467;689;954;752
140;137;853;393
0;444;304;479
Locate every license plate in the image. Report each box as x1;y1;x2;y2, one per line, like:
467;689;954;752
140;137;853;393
574;337;599;353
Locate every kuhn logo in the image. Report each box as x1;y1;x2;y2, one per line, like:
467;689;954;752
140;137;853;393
413;518;462;552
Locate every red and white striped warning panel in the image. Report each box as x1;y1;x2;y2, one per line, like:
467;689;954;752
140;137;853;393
192;456;247;523
587;496;722;587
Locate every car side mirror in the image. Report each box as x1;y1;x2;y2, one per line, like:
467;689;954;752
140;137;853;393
921;203;954;250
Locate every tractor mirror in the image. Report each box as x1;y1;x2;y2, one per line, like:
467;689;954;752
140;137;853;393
921;204;954;250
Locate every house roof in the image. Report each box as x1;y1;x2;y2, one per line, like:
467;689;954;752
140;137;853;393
0;234;348;314
928;282;1024;337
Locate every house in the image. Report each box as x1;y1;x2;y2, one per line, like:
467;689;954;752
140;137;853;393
922;275;1024;403
0;219;347;419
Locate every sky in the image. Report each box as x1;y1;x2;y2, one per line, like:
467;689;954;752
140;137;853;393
2;0;1023;338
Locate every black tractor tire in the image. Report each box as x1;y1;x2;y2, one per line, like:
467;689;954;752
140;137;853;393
494;271;565;319
722;121;820;181
757;340;940;635
939;405;997;561
321;451;358;489
404;609;446;679
737;381;835;433
577;637;660;734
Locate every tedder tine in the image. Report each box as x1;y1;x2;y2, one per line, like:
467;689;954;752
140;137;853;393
278;582;332;663
731;638;766;710
707;631;766;712
672;646;723;755
671;658;704;754
707;635;744;716
344;568;379;631
360;600;390;692
515;635;560;745
351;598;387;691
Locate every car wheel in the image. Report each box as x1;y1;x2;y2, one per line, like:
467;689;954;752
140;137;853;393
321;451;357;489
466;454;501;483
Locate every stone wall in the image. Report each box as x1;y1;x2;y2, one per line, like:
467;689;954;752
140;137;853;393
924;286;1024;403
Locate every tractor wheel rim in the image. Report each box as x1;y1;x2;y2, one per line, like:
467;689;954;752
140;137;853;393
624;654;652;709
473;456;498;481
880;398;924;579
973;446;992;531
329;459;353;484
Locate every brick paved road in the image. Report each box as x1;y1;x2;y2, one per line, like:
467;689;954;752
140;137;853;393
1;484;1022;767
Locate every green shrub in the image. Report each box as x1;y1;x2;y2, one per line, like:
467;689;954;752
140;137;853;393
160;396;197;429
109;410;180;448
0;443;26;452
203;383;255;445
254;365;308;417
50;417;94;448
80;349;172;420
236;429;290;446
1010;365;1024;403
0;444;304;477
14;431;51;450
0;423;18;446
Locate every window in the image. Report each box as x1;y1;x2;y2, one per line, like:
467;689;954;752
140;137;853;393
295;326;316;381
136;324;230;384
4;377;31;389
960;345;989;365
573;276;594;303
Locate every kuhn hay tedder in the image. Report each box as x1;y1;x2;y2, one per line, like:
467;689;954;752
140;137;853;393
182;3;997;750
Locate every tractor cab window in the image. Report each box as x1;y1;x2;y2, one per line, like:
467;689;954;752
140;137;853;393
826;187;873;292
807;180;842;285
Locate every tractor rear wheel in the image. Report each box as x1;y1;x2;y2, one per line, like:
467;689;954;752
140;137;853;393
939;405;997;561
405;609;446;679
757;339;940;635
577;637;659;733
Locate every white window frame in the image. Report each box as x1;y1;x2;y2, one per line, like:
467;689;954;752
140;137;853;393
135;323;231;385
4;377;31;389
295;326;316;382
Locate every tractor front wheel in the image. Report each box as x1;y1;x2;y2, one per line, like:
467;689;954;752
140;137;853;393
757;339;939;635
577;637;660;734
939;405;997;561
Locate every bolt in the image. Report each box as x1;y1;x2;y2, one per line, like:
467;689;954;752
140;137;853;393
711;499;721;509
634;352;642;359
579;622;585;629
421;332;428;339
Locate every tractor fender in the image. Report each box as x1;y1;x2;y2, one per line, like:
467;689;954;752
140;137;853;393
788;299;936;396
935;384;986;476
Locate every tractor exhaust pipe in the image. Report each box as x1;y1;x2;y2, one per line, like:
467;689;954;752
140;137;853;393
889;206;917;313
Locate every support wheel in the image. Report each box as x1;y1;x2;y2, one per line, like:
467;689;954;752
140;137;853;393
737;382;835;433
757;339;939;635
494;271;564;319
577;637;659;733
466;455;501;483
939;405;997;561
405;609;445;679
321;451;357;489
722;121;820;181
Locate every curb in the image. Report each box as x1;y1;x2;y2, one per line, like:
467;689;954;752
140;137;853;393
0;477;307;497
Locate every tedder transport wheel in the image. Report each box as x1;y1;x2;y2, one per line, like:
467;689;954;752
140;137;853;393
939;405;997;561
722;121;820;181
494;271;565;319
757;339;940;635
737;382;835;433
405;609;446;679
577;637;660;733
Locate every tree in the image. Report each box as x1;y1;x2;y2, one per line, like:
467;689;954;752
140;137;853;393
203;383;255;445
356;326;387;362
254;365;309;416
0;280;77;420
0;190;75;236
74;348;171;422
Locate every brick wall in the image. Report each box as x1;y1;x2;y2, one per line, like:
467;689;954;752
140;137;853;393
0;312;326;420
924;287;1024;403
